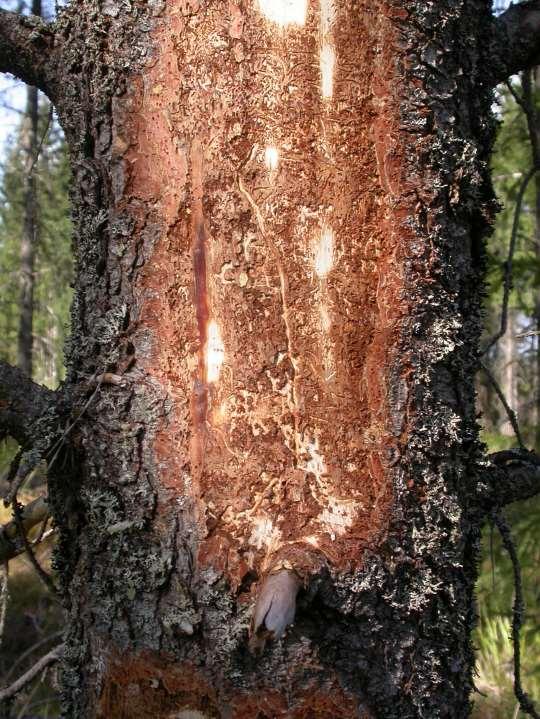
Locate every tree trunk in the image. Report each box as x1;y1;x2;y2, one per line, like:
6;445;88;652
499;309;518;436
3;1;540;717
531;67;540;450
16;0;41;378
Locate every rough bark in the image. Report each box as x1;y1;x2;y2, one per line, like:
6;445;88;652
52;1;494;716
0;359;55;446
3;1;540;718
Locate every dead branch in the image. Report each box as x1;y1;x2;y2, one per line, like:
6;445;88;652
479;360;525;448
492;512;540;719
481;165;539;356
0;9;61;100
4;630;63;685
0;562;7;649
492;1;540;84
2;495;49;542
11;497;57;595
0;644;63;703
515;72;540;165
0;495;55;564
0;360;56;446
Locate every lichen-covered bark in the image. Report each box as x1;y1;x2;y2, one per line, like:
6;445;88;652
34;0;496;717
0;360;55;445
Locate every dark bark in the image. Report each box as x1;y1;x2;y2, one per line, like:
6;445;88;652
0;359;56;446
50;1;496;716
492;0;540;84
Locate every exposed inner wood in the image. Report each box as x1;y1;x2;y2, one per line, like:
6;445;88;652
114;0;405;597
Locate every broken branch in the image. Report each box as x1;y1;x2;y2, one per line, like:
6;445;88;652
0;644;63;703
0;495;54;564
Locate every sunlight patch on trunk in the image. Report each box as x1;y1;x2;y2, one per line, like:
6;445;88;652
319;0;336;99
320;43;335;99
264;145;279;171
299;434;327;482
314;225;334;278
320;0;336;34
257;0;307;26
320;304;331;333
205;320;224;382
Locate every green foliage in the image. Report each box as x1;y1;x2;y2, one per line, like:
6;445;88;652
0;98;72;388
480;75;540;449
475;71;540;717
477;496;540;638
472;614;540;718
487;83;539;317
474;496;540;717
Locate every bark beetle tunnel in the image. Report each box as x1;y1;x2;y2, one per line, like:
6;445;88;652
123;0;405;643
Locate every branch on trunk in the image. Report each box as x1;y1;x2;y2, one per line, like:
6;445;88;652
0;9;61;99
478;449;540;512
492;1;540;84
0;360;56;446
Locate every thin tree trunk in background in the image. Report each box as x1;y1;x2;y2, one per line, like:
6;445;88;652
16;0;41;378
536;167;540;448
523;66;540;449
533;67;540;450
500;309;518;436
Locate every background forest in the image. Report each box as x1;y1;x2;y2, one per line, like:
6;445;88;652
0;1;538;717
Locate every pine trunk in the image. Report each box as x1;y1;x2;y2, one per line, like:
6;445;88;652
43;1;496;716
